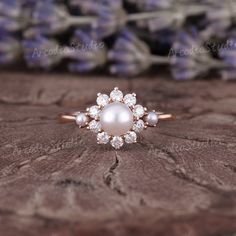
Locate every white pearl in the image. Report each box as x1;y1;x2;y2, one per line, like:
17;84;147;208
100;102;133;136
145;111;158;126
76;113;89;127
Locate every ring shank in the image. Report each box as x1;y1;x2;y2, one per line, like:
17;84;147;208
59;113;175;123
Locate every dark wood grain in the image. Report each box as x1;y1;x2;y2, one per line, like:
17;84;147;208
0;72;236;236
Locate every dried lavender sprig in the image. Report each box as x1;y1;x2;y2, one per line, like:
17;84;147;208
22;31;107;72
0;33;22;65
199;3;235;39
109;29;230;79
23;35;62;69
132;2;234;33
108;29;169;76
0;0;29;32
66;30;108;73
218;33;236;80
0;0;21;18
28;1;222;38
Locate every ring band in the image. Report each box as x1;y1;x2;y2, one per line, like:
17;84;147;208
59;87;175;149
59;113;174;124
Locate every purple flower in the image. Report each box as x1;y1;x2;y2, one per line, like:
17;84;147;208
109;30;152;77
0;0;21;18
0;0;27;32
0;33;22;65
219;34;236;80
200;5;232;39
28;2;70;36
67;30;107;73
170;29;211;80
69;0;126;39
22;35;62;69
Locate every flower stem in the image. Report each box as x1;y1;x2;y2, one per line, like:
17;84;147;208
127;4;209;23
68;16;97;26
207;58;227;70
150;55;169;65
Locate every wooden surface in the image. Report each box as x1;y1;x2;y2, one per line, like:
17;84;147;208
0;72;236;236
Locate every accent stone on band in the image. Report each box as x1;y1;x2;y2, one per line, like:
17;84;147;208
145;111;158;126
75;113;89;127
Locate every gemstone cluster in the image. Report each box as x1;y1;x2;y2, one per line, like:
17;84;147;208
75;87;158;149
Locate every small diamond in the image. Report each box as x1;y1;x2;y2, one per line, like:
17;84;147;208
110;136;124;149
110;88;123;102
97;132;110;144
124;94;136;107
88;105;100;119
133;105;145;118
97;94;109;107
124;131;137;144
89;120;101;133
133;120;145;132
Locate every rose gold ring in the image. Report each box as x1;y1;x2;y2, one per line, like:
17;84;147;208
59;87;175;149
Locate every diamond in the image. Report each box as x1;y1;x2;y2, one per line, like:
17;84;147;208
88;105;100;119
110;136;124;149
97;94;109;107
124;131;137;144
110;88;123;102
133;120;145;132
88;120;101;133
133;105;145;118
97;132;110;144
124;94;136;107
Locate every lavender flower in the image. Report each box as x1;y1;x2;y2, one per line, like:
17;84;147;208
69;0;123;14
67;30;107;73
0;33;22;65
109;30;152;76
219;34;236;80
0;0;28;32
200;5;233;39
169;29;212;80
22;35;62;69
28;2;70;35
0;0;21;18
69;0;126;39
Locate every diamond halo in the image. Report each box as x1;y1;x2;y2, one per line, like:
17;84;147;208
74;87;159;149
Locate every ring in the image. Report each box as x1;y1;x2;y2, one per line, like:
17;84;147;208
59;87;174;149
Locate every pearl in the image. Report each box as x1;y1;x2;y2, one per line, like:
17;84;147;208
100;102;133;136
145;111;158;126
76;113;89;127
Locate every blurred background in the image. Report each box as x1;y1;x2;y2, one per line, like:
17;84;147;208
1;0;236;80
